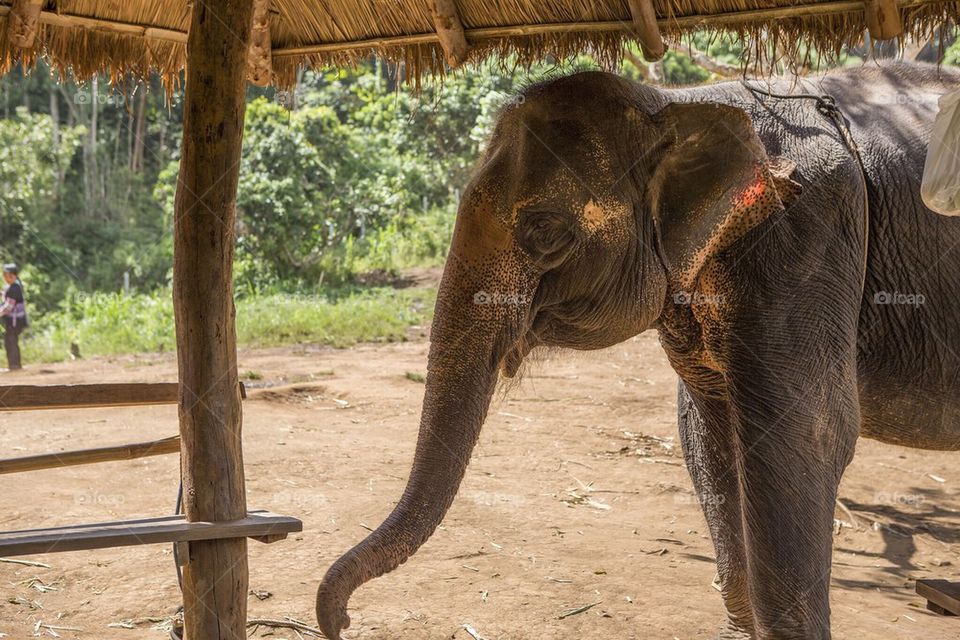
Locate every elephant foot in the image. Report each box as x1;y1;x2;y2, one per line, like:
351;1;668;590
716;619;753;640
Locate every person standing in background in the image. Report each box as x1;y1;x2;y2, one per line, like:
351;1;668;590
1;264;28;370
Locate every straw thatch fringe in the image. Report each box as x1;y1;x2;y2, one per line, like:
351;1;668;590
0;0;956;89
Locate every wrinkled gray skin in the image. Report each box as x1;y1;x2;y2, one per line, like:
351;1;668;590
317;62;960;639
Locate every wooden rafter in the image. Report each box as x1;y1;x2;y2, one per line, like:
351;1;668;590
6;0;43;48
0;0;941;65
628;0;667;61
864;0;904;40
429;0;469;68
0;5;186;44
247;0;273;86
272;0;935;58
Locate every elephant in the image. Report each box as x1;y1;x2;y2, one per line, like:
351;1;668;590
316;61;960;639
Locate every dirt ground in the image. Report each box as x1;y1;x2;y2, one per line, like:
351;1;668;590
1;330;958;639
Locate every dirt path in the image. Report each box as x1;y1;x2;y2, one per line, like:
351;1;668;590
0;332;957;638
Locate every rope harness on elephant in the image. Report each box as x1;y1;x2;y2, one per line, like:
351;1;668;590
740;81;871;294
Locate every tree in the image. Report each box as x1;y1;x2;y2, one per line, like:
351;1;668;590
0;108;84;309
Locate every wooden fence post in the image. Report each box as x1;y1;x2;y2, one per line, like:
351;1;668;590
173;1;254;638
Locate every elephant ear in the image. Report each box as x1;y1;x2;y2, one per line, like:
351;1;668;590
648;102;801;288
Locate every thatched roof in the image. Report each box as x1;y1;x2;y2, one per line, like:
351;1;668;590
0;0;957;87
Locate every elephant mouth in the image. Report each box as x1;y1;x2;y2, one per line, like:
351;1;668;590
501;333;539;377
500;300;552;378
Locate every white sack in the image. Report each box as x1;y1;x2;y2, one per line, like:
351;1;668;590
921;89;960;216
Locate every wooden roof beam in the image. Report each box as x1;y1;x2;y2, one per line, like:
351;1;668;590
429;0;469;68
628;0;667;61
864;0;903;40
247;0;273;86
6;0;44;49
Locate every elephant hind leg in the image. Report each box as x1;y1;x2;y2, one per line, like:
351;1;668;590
677;381;754;637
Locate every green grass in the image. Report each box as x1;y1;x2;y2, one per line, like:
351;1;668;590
235;288;435;349
23;286;436;363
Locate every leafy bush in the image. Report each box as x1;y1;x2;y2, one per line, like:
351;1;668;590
945;37;960;66
24;289;175;362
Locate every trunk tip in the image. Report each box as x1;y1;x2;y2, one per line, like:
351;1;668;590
316;581;351;639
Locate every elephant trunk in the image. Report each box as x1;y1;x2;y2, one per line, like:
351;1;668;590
316;298;506;639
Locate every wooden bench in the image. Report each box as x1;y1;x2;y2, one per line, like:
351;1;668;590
0;382;300;564
917;579;960;616
0;510;301;559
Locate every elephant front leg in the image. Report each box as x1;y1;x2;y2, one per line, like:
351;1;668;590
678;382;753;639
732;379;858;640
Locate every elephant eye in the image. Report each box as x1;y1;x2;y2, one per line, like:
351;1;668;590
516;209;578;268
519;210;566;241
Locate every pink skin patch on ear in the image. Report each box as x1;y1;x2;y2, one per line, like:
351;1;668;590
731;167;770;210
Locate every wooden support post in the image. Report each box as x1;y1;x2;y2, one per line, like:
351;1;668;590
864;0;903;40
174;1;254;639
6;0;43;48
247;0;273;86
429;0;469;68
627;0;667;61
175;541;192;566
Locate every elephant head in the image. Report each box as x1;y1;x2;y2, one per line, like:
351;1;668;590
316;72;796;639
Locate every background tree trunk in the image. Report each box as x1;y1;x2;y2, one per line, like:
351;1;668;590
131;85;147;173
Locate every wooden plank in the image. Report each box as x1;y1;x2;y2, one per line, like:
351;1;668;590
174;0;254;638
429;0;469;68
5;0;43;48
0;436;180;475
0;383;179;411
917;579;960;616
0;382;245;411
0;511;302;558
